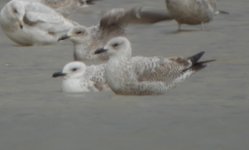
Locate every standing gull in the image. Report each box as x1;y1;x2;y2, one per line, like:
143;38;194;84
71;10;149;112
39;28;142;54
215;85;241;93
94;36;215;95
58;7;173;64
165;0;228;31
52;61;109;93
0;0;78;46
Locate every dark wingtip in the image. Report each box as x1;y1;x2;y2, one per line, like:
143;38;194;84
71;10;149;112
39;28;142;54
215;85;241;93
188;51;205;65
191;59;216;71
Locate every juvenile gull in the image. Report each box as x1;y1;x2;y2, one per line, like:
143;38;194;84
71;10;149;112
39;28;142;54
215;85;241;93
52;61;109;93
165;0;228;31
22;0;101;16
0;0;78;46
58;7;173;64
94;37;215;95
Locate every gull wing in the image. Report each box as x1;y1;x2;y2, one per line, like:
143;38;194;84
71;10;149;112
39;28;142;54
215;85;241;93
99;7;173;32
23;2;75;33
132;56;192;83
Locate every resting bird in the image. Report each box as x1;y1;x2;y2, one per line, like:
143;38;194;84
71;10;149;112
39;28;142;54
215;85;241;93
94;36;215;95
165;0;228;31
0;0;78;46
52;61;109;93
58;7;173;64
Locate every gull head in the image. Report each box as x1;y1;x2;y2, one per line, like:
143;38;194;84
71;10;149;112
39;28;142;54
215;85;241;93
58;26;89;44
94;36;132;58
52;61;86;79
3;0;25;29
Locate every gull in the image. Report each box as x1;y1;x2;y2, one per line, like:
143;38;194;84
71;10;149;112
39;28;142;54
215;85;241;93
21;0;102;16
0;0;78;46
58;7;173;64
165;0;228;31
94;36;215;95
52;61;109;93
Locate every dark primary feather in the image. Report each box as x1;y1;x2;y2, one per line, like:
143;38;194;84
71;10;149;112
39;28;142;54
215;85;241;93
188;51;205;65
187;51;216;71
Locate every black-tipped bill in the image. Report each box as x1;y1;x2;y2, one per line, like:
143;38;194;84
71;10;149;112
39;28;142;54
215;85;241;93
58;35;70;41
94;48;108;54
52;72;66;78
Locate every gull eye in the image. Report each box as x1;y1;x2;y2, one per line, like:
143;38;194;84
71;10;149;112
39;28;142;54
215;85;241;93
76;31;83;35
75;30;86;35
71;68;78;72
112;43;119;48
13;8;18;13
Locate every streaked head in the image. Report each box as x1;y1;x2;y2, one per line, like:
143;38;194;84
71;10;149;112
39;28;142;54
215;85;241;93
58;26;89;44
52;61;87;79
94;36;132;58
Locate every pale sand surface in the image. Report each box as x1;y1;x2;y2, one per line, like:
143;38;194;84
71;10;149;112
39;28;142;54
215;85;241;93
0;0;249;150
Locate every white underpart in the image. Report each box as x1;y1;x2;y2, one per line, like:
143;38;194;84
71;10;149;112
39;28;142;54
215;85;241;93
62;78;95;93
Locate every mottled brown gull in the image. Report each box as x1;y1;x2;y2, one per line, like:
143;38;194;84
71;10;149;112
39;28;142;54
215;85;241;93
58;7;173;64
0;0;78;46
165;0;228;31
52;61;109;93
94;36;215;95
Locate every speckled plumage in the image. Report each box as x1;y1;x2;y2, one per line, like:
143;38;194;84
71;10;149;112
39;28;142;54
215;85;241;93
95;37;214;95
53;61;109;93
58;7;173;64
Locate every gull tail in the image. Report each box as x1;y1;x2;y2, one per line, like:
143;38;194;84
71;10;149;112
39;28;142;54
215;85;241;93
187;51;216;71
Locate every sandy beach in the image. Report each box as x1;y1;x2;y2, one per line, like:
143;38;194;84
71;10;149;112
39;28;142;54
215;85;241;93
0;0;248;149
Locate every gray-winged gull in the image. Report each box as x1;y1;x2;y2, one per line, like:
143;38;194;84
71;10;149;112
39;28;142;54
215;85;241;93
52;61;109;93
165;0;228;31
58;7;173;64
94;36;215;95
0;0;78;46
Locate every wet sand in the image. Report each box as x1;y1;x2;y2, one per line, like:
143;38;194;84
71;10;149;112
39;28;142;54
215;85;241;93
0;0;249;149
